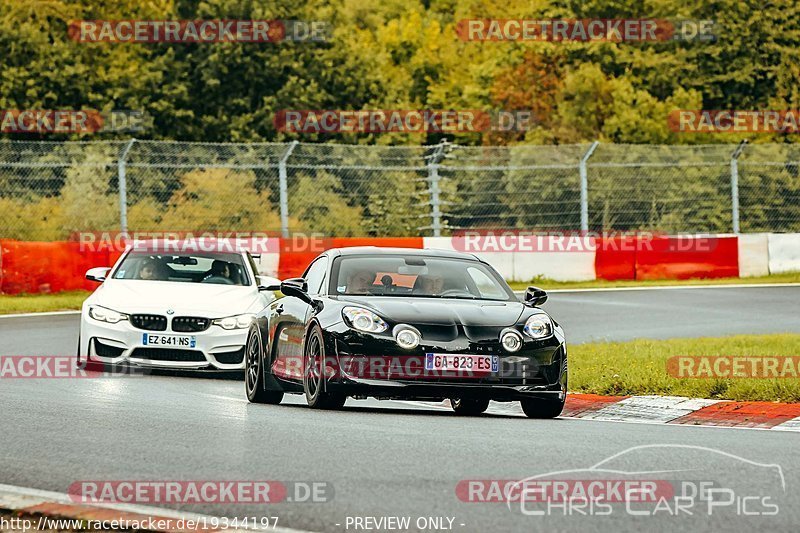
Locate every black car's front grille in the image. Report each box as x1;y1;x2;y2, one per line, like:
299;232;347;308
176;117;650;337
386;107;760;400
214;347;245;365
130;348;206;363
93;339;125;358
172;316;210;333
130;314;167;331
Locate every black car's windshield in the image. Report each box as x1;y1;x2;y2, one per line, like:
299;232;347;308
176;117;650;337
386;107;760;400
113;251;250;286
332;255;515;301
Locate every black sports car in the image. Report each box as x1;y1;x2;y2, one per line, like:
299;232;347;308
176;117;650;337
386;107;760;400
245;247;567;418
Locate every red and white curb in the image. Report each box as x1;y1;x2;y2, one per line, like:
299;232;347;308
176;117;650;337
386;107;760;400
412;394;800;430
0;484;310;532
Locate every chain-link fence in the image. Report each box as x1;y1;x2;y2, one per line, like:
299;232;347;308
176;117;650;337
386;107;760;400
1;139;798;240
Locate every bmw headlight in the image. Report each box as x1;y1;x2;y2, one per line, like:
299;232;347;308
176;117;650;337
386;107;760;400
523;314;553;339
213;314;255;330
88;305;128;324
342;307;388;333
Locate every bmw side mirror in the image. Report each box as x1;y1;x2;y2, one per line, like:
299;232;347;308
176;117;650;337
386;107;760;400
257;275;282;291
86;267;111;283
524;286;548;307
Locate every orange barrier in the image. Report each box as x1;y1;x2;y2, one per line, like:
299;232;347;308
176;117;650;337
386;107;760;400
0;235;743;294
0;240;121;295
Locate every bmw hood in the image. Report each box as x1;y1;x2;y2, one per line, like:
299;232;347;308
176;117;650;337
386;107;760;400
89;280;260;318
336;296;525;327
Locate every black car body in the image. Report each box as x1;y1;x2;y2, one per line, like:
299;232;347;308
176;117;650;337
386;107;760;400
245;247;567;418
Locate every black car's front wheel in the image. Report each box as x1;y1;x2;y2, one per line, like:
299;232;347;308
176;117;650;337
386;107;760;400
521;363;567;419
303;325;346;410
451;398;490;416
245;328;283;405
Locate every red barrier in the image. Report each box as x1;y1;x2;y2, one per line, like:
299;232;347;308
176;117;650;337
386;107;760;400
595;235;740;280
277;237;424;279
1;235;740;294
635;235;739;280
0;240;121;295
594;236;637;280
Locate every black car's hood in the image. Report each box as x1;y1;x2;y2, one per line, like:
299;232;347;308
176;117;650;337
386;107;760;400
334;296;525;327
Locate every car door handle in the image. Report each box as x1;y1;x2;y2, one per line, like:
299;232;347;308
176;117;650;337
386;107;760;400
276;305;284;315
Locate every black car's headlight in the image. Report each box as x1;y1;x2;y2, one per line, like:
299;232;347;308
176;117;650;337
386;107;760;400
342;306;388;333
212;314;255;330
523;314;553;339
88;305;128;324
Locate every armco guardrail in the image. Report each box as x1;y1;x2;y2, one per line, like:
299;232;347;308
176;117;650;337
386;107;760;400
1;234;797;295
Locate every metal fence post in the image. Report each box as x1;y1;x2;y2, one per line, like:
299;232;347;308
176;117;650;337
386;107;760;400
279;140;299;238
427;141;449;237
579;141;600;232
118;138;136;236
730;140;748;234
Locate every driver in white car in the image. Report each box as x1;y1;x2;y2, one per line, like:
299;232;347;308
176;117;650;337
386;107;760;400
203;260;233;284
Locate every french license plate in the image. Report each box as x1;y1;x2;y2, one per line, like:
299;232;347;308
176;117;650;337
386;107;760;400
425;353;499;373
142;334;196;348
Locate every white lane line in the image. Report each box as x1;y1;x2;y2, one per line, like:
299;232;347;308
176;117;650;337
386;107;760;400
0;310;81;319
516;282;800;294
0;483;313;533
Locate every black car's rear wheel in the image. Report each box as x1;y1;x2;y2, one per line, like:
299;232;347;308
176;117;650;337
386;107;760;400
451;398;490;416
303;325;346;410
245;328;283;404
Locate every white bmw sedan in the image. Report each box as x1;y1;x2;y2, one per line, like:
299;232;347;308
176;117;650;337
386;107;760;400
78;248;278;370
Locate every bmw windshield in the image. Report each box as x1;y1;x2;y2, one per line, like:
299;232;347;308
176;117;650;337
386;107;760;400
332;255;515;301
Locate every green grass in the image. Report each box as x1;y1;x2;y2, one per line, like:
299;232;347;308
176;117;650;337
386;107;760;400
570;334;800;402
0;290;90;314
509;271;800;291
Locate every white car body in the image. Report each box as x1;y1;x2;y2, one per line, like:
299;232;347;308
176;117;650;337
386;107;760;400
79;249;277;370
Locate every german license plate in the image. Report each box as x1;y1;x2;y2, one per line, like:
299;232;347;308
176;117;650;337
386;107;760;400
425;353;498;373
142;334;196;348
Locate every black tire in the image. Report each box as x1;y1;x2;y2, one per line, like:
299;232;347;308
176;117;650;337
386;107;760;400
521;363;567;419
303;324;346;410
451;398;490;416
520;397;565;419
245;328;284;405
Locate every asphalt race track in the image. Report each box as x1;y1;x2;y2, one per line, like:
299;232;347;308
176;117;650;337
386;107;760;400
1;285;799;532
3;285;799;355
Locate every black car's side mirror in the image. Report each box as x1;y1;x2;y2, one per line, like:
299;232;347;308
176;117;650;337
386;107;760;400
281;277;310;301
86;267;111;282
524;286;548;307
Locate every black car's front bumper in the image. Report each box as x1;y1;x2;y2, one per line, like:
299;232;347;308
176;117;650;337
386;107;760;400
321;322;567;401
